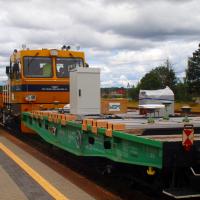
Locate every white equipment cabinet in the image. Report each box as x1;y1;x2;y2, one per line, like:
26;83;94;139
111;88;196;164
70;68;100;115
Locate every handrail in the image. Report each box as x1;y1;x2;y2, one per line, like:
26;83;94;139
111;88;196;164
190;167;200;176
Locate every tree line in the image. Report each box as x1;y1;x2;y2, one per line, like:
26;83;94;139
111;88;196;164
129;44;200;102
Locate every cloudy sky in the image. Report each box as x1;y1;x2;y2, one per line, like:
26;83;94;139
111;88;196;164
0;0;199;87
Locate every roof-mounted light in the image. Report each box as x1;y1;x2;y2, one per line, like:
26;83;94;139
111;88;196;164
61;45;70;50
50;49;58;56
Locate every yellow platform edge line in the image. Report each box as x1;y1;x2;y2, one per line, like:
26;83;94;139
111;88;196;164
0;143;68;200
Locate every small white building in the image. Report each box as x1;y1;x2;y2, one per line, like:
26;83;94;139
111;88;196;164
139;86;174;117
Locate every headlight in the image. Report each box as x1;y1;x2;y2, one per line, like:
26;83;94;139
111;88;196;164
25;95;36;102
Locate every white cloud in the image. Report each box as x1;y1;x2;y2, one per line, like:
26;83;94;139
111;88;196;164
0;0;199;87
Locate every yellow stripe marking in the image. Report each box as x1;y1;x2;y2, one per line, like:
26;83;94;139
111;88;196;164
0;143;68;200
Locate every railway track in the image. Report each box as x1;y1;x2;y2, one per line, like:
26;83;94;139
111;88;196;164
2;126;197;200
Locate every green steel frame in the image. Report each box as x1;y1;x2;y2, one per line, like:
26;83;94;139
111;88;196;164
22;112;163;169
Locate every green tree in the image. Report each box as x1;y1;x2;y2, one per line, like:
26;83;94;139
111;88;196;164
139;59;177;91
140;71;163;90
186;44;200;96
175;79;191;102
129;84;140;100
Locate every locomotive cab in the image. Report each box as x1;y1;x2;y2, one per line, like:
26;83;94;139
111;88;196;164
2;47;86;133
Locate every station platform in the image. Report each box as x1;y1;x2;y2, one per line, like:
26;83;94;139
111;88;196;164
0;131;94;200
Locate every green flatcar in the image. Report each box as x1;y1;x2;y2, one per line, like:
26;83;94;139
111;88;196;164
22;111;200;199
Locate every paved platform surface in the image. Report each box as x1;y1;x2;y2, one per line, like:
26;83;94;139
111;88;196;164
0;134;94;200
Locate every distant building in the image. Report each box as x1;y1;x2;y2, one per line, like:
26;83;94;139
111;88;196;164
101;87;126;98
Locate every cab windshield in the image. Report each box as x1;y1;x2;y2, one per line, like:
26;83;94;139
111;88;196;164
24;57;52;78
56;58;83;78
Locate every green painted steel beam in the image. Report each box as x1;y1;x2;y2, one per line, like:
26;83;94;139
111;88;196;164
22;112;163;169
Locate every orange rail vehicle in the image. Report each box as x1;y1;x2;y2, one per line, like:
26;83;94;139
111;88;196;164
1;47;86;133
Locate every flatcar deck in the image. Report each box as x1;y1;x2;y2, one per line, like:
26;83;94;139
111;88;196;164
141;134;200;142
97;114;200;131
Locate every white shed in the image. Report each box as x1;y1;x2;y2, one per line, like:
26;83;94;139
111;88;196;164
139;86;174;117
